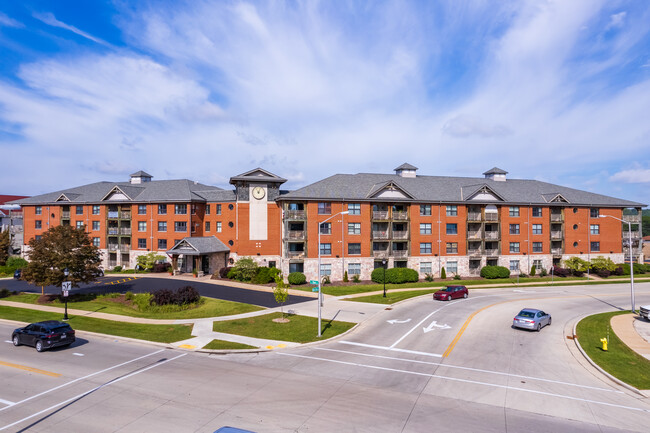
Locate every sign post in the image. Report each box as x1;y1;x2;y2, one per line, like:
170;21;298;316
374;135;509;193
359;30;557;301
62;281;71;321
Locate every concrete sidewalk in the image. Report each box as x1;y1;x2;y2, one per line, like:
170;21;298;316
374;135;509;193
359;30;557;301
610;314;650;360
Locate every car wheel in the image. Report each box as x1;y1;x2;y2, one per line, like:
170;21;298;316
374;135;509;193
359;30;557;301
548;317;552;326
463;293;468;299
35;340;44;352
12;335;20;346
536;323;541;332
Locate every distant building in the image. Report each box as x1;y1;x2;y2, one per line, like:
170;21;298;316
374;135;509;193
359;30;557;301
0;194;29;254
10;166;645;279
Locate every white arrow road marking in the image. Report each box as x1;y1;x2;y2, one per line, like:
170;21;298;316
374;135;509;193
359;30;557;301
73;353;84;356
4;341;12;344
423;321;451;333
387;319;412;324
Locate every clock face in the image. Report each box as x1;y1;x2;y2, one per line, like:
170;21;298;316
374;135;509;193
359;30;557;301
252;186;265;200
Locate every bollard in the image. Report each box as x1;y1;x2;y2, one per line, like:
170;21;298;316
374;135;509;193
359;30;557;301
600;337;608;351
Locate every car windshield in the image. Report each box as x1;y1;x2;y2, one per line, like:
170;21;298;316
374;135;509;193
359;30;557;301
441;287;453;292
518;311;535;318
51;325;72;333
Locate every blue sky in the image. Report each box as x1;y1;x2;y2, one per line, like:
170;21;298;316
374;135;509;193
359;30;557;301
1;1;649;206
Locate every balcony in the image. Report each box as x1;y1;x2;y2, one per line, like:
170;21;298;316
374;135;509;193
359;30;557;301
285;230;305;240
468;248;483;257
61;211;70;218
484;248;499;256
467;212;481;222
622;214;641;223
551;248;563;255
120;228;131;235
550;230;563;240
392;250;408;258
108;211;131;219
392;211;408;221
484;213;499;222
373;249;390;258
119;245;130;252
285;210;306;220
287;251;305;259
121;211;131;219
108;244;118;251
484;232;499;240
373;211;389;220
550;213;563;222
392;230;408;240
108;228;119;235
372;230;390;240
467;230;482;240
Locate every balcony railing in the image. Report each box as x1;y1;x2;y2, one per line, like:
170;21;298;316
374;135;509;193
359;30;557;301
286;230;305;240
285;210;306;220
467;230;482;240
120;228;131;235
121;211;131;219
484;248;499;256
484;213;499;222
119;245;130;252
61;211;70;218
392;250;408;258
467;212;481;222
484;232;499;240
468;248;482;257
108;244;118;251
373;211;389;220
551;248;563;255
372;230;390;240
287;251;305;259
373;250;390;258
392;211;408;220
550;213;563;222
108;211;119;218
108;228;119;235
392;230;408;240
108;211;131;219
622;214;641;223
550;230;563;240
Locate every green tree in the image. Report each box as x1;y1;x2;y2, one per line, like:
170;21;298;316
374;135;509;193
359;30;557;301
229;257;259;281
273;274;290;321
22;225;102;291
590;256;617;272
0;229;10;266
642;211;650;236
136;252;166;271
564;257;590;274
441;267;447;279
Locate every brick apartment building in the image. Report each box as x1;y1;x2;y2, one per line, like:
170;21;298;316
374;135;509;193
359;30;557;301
11;165;645;281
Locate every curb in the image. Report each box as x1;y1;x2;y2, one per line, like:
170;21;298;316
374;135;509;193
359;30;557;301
570;315;646;397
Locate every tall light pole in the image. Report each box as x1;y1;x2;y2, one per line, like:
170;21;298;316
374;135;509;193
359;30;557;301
599;214;635;313
318;210;349;337
63;268;69;321
382;258;387;297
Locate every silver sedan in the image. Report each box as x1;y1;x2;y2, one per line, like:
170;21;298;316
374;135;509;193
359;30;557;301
512;308;551;331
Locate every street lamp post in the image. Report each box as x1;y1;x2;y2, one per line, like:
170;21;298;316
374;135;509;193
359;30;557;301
382;259;387;297
318;211;349;337
599;214;635;313
63;268;69;321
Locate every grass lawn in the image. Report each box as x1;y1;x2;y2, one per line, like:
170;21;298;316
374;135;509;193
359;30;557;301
350;289;438;304
213;312;356;343
4;293;263;319
202;339;257;350
576;311;650;390
0;305;192;343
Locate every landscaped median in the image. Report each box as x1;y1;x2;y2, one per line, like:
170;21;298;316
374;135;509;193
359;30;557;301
576;311;650;390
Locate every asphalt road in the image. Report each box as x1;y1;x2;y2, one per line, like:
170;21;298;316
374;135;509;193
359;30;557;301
0;276;314;308
1;282;649;432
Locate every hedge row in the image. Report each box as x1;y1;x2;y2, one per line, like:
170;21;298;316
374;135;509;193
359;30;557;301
370;267;419;284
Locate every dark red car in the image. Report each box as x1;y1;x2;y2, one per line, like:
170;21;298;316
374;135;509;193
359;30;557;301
433;285;468;301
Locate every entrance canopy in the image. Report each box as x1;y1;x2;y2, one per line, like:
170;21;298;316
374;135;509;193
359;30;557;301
167;236;230;256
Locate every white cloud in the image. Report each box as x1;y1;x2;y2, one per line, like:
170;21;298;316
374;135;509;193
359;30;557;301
0;12;23;28
610;169;650;184
605;11;626;31
33;12;109;46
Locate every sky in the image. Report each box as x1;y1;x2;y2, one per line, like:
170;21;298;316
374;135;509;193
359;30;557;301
0;1;649;206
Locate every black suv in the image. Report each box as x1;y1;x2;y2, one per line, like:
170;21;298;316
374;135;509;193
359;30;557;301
12;321;75;352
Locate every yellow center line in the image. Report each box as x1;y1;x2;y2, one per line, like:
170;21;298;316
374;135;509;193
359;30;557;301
442;292;626;358
0;360;61;377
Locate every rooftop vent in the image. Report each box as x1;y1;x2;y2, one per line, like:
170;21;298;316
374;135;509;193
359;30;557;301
130;170;153;184
483;167;507;182
394;163;418;178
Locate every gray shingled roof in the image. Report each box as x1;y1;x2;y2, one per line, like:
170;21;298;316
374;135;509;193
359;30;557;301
229;168;287;185
13;179;225;205
130;170;153;178
394;163;418;171
483;167;508;175
278;173;644;207
167;236;230;255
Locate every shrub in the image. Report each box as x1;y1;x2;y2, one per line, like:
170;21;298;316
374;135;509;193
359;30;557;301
219;267;232;278
152;262;171;273
597;269;611;278
151;286;201;306
480;265;510;279
633;263;646;275
453;274;461;280
125;291;134;301
343;271;349;283
0;288;11;298
113;265;122;272
519;273;528;278
424;273;434;282
253;267;274;284
530;265;536;276
441;267;447;279
617;263;630;275
539;267;548;277
371;268;386;283
590;256;616;272
552;266;570;277
612;266;625;276
352;274;361;283
229;257;259;281
564;257;590;275
288;272;307;285
372;268;419;284
6;256;28;269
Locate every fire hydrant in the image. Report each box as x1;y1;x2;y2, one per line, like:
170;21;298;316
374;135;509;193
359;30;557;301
600;337;608;351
